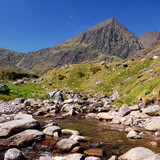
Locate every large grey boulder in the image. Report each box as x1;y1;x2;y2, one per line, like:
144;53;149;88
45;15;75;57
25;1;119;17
4;148;26;160
145;116;160;131
56;139;79;152
119;147;157;160
0;117;39;137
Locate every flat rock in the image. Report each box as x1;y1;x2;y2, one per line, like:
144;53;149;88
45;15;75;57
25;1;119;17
85;156;101;160
56;139;79;152
61;129;79;135
84;149;103;157
0;117;39;137
43;126;61;136
97;111;118;120
119;147;156;160
129;111;150;119
0;129;44;150
4;148;25;160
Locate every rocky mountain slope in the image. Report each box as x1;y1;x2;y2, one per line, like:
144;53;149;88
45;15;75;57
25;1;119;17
140;31;160;48
0;47;24;71
16;18;144;74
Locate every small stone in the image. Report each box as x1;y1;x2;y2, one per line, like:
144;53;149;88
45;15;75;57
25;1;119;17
84;149;104;157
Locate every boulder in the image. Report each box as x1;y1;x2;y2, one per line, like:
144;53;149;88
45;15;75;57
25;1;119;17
85;113;98;119
44;122;58;128
145;154;160;160
0;117;39;137
39;157;54;160
108;155;118;160
127;130;141;139
4;148;26;160
118;105;131;117
0;129;44;150
121;116;133;126
145;116;160;131
69;135;86;142
43;126;61;136
119;147;156;160
142;105;160;115
98;111;118;121
56;139;79;152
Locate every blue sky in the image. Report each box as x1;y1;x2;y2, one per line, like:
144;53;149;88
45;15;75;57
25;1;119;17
0;0;160;53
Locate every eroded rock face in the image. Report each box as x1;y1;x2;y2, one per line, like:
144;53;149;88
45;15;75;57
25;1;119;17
0;117;39;137
56;139;79;152
119;147;156;160
0;129;44;150
4;148;26;160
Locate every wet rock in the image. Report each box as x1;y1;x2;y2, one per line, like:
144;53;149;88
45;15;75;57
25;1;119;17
61;129;79;135
69;135;86;142
4;148;26;160
127;130;141;139
56;139;79;152
43;126;61;136
84;149;104;156
119;147;156;160
85;156;101;160
98;111;118;121
145;116;160;131
0;129;44;150
0;117;39;137
118;105;131;117
142;105;160;116
36;139;57;149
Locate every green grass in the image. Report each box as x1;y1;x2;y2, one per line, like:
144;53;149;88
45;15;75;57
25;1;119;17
41;58;160;106
0;83;47;101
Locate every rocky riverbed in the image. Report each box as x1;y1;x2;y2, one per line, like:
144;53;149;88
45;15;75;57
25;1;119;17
0;89;160;160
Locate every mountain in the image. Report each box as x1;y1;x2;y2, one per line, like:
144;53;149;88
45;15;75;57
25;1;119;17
15;17;144;75
0;47;24;71
140;31;160;48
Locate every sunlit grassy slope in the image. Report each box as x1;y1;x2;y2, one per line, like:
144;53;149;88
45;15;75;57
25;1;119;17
41;58;160;106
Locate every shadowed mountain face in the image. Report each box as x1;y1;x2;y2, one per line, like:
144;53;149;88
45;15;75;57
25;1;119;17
0;47;24;71
140;31;160;48
15;18;143;74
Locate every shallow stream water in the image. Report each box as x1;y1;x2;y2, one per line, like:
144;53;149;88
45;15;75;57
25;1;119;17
20;116;160;160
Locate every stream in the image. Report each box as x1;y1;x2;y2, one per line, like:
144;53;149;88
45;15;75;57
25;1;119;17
20;116;160;160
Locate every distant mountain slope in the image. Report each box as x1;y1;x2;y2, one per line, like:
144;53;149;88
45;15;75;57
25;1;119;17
0;47;24;71
16;17;144;75
140;31;160;48
130;39;160;60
